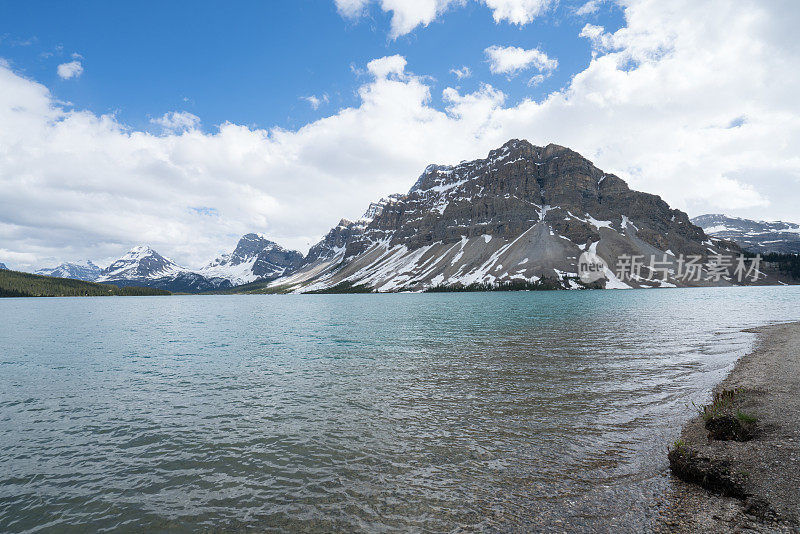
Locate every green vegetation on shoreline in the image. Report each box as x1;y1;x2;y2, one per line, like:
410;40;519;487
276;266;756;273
0;269;170;298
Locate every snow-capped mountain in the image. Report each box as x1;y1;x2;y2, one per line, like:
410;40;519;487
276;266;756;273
96;245;230;293
269;139;780;293
692;214;800;254
35;260;102;281
0;263;7;270
31;236;304;293
198;233;303;286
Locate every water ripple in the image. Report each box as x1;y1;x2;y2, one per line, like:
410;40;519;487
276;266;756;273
1;287;799;532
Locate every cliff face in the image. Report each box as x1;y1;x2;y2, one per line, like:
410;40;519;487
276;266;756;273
271;140;755;292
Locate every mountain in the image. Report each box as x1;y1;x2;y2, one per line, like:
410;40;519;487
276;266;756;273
692;214;800;254
35;260;102;281
31;235;303;293
0;263;7;270
95;245;230;293
268;139;776;293
198;233;303;286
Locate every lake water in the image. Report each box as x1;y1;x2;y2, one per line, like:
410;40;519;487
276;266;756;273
1;287;799;532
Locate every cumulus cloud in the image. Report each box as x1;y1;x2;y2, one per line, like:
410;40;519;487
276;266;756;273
2;0;800;271
334;0;551;38
450;66;472;79
485;45;557;76
151;111;201;132
334;0;370;17
482;0;552;24
56;60;83;79
335;0;460;38
302;94;330;110
366;54;407;78
575;0;602;16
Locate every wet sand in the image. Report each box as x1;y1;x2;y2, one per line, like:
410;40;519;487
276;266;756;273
657;322;800;533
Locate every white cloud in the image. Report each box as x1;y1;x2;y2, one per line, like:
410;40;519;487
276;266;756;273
579;23;617;55
56;60;83;80
335;0;461;38
450;66;472;79
575;0;602;16
481;0;552;24
2;0;800;271
528;74;546;86
485;45;558;76
366;54;407;78
151;111;201;132
334;0;370;17
302;94;330;110
334;0;551;37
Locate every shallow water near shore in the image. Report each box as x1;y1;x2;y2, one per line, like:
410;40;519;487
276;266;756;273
1;287;800;532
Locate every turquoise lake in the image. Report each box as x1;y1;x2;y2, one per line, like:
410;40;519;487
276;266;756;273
1;287;800;532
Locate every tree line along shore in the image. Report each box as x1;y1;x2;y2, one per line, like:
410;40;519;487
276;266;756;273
0;269;170;298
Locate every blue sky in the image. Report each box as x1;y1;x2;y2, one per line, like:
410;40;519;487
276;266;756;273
0;1;798;269
1;0;623;132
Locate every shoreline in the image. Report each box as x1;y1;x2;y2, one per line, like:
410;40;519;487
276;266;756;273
657;321;800;532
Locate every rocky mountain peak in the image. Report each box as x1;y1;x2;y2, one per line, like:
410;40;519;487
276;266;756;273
274;139;739;292
98;245;183;281
199;233;303;286
230;233;279;263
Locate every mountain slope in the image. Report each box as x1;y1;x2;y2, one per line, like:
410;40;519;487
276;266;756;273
692;214;800;254
268;140;771;293
96;245;229;293
35;260;102;281
198;233;303;286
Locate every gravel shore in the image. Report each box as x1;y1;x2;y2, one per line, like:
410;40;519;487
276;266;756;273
657;322;800;533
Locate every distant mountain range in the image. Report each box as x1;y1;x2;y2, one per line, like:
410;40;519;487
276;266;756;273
36;260;102;281
691;214;800;254
19;235;305;293
8;140;798;293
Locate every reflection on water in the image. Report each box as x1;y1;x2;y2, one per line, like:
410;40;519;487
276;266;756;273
1;287;799;532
